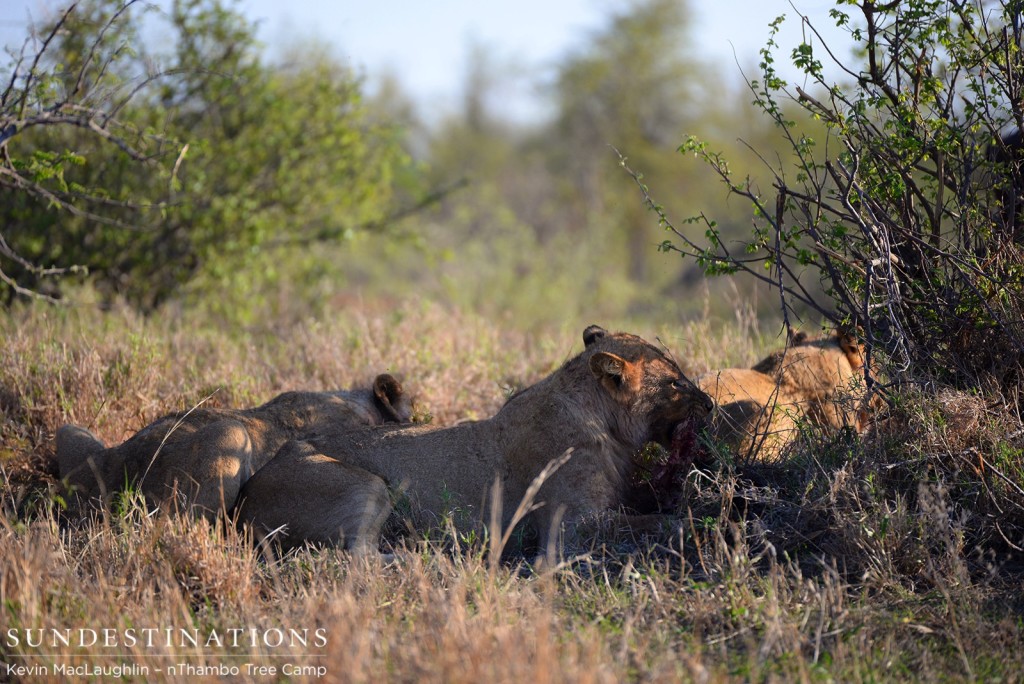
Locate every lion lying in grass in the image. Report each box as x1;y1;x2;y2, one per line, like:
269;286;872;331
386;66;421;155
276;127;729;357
56;374;413;518
697;330;870;462
236;326;713;558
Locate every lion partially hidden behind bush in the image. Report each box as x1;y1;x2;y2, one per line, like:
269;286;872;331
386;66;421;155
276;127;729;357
55;374;413;517
236;326;714;559
697;330;870;462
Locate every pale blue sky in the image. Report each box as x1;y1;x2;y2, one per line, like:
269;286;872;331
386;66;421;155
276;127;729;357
2;0;847;122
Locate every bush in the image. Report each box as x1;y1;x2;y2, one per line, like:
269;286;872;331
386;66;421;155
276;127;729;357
0;0;412;311
659;0;1024;393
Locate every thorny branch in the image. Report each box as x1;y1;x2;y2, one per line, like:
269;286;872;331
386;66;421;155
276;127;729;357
0;1;179;300
635;0;1024;392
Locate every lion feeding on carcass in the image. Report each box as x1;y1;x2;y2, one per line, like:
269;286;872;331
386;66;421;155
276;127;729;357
237;326;713;559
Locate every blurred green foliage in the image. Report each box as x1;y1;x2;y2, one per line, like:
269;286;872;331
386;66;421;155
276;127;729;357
2;0;815;329
324;0;800;330
1;0;412;312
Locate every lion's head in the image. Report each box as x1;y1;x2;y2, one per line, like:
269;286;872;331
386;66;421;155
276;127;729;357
581;325;713;449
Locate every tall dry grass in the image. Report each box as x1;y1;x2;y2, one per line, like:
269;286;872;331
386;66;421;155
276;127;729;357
1;298;1022;682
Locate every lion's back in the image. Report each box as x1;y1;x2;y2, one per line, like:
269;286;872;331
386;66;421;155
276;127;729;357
698;368;796;407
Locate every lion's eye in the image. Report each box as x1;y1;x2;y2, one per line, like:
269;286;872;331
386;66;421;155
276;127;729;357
671;379;689;392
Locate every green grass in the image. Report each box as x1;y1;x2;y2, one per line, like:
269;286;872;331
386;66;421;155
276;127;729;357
1;298;1022;682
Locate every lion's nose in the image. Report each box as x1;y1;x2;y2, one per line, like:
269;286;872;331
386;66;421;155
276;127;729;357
698;392;714;413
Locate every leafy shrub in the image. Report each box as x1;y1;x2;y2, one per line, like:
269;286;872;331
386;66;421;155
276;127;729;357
0;0;412;311
659;0;1024;392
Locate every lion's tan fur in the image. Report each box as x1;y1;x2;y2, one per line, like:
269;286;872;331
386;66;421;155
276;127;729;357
236;326;713;557
56;374;412;517
697;331;869;461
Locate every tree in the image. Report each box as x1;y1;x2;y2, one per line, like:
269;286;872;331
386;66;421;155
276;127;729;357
407;0;776;325
654;0;1024;390
0;0;174;301
0;0;412;310
550;0;703;282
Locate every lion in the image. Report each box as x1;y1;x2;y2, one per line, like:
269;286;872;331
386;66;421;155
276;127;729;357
697;330;870;462
55;373;413;518
235;325;714;559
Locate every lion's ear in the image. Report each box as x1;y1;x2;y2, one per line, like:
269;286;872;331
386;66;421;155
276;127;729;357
373;373;407;422
589;351;639;395
838;333;865;370
789;330;809;346
583;325;608;347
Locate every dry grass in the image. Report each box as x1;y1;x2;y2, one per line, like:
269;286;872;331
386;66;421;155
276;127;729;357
2;299;1023;682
